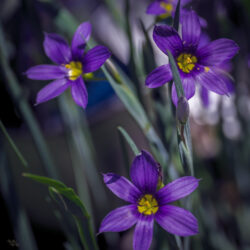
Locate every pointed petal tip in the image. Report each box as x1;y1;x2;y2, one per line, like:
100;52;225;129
102;172;115;182
131;150;159;193
155;205;199;237
82;45;111;73
99;205;138;233
145;64;172;88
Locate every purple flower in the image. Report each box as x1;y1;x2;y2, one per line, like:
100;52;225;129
146;0;191;19
26;22;111;108
146;0;207;27
145;11;239;105
99;150;199;250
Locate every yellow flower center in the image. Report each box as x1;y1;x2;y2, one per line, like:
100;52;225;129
177;53;198;73
65;61;83;80
137;194;159;215
159;2;173;19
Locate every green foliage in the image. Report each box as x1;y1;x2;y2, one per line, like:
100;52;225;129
23;173;99;250
117;126;140;156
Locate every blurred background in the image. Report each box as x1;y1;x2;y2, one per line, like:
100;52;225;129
0;0;250;249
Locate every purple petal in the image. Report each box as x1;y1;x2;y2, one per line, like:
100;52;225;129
103;173;141;203
130;150;159;194
200;86;209;107
146;2;165;15
196;67;233;95
153;25;183;57
198;38;239;66
99;205;138;233
133;215;154;250
36;78;69;104
71;77;88;108
197;33;211;50
26;65;67;80
43;33;71;64
155;205;198;236
156;176;199;204
171;77;196;106
82;45;111;73
145;64;172;88
71;22;92;60
219;70;235;93
181;10;201;51
199;16;208;28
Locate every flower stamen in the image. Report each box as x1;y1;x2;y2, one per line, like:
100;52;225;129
177;53;197;73
65;61;83;80
137;194;159;215
159;2;173;19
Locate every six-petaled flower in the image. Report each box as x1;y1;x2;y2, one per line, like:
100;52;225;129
99;150;199;250
145;11;239;105
26;22;111;109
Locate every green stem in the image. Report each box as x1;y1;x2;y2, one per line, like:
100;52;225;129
74;216;99;250
125;0;145;107
58;93;108;212
0;120;28;168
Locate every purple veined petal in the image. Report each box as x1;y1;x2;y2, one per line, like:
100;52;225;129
36;78;69;105
218;61;232;72
197;33;211;50
71;21;92;60
103;173;141;203
146;2;166;15
195;67;233;95
26;65;68;80
153;25;183;57
145;64;173;88
181;10;201;51
200;86;209;107
82;45;111;73
133;214;154;250
130;150;159;194
43;33;72;64
171;77;196;106
218;69;235;93
155;205;199;236
99;205;138;233
155;176;199;205
197;38;239;66
70;77;88;108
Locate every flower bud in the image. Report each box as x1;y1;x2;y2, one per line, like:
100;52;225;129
176;96;190;124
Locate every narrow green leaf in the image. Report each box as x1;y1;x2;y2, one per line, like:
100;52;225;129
23;173;66;189
58;93;107;217
173;0;181;31
23;173;89;217
23;173;99;250
139;19;157;74
117;126;140;156
0;120;28;168
167;50;184;98
166;52;194;175
102;66;169;167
